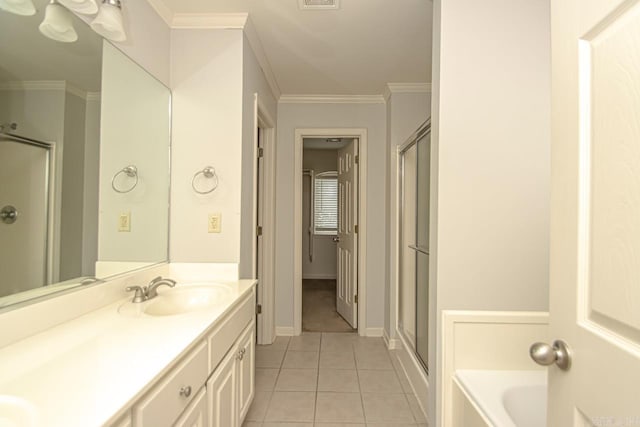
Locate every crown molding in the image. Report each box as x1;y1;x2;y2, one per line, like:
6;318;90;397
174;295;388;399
279;94;386;104
385;82;432;100
145;0;173;26
171;12;249;29
0;81;98;101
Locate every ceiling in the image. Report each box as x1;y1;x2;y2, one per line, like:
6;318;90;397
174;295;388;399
304;137;352;150
0;0;103;92
161;0;432;95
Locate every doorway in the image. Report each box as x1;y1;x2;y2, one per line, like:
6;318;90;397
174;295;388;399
302;139;357;332
294;128;368;336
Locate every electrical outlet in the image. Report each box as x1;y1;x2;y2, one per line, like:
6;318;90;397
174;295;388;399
208;213;221;233
118;212;131;232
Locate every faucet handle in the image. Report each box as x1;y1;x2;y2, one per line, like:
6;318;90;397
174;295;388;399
126;285;147;303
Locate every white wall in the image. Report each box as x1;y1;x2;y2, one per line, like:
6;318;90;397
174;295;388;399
59;92;87;280
239;34;278;279
170;29;244;264
275;102;387;330
302;148;338;279
430;0;551;424
99;42;171;264
385;91;431;341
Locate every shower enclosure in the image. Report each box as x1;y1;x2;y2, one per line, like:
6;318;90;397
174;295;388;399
0;134;52;297
398;120;430;372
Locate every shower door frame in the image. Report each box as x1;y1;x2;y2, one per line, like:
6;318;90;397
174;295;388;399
397;120;431;374
1;132;56;286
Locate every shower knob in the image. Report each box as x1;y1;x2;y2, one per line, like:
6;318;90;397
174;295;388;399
0;205;18;224
529;340;571;371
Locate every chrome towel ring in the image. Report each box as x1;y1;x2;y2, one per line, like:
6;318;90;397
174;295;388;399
192;166;218;194
112;165;138;193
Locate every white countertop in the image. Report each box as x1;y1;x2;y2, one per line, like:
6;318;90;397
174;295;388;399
0;279;256;427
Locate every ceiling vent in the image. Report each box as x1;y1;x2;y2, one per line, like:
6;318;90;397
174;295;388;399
299;0;339;10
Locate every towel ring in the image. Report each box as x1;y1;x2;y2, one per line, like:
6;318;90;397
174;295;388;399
111;165;138;193
192;166;218;194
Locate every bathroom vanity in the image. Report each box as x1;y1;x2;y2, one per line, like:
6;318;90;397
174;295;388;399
0;276;257;427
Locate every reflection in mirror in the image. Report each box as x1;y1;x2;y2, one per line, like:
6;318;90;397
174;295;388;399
0;1;171;310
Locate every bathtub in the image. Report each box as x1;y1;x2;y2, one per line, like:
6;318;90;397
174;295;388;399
454;370;547;427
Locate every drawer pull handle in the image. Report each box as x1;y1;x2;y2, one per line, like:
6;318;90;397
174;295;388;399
179;386;192;398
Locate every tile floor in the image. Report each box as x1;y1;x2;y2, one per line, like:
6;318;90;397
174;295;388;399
243;332;427;427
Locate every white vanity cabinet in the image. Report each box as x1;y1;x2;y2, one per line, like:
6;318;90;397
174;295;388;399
207;321;255;427
125;288;256;427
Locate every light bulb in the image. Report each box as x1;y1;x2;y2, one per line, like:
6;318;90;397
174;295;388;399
90;0;126;42
39;1;78;43
58;0;98;15
0;0;36;16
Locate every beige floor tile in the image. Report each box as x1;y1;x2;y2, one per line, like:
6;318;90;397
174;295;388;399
288;333;321;351
241;421;262;427
361;394;415;423
355;350;393;370
317;369;360;392
321;333;358;352
245;391;272;421
264;391;316;422
271;336;291;349
366;424;421;427
314;392;365;423
353;337;387;353
406;394;427;423
358;370;403;393
274;369;318;391
282;351;319;369
315;424;365;427
256;368;279;391
263;423;313;427
256;348;286;368
319;351;357;370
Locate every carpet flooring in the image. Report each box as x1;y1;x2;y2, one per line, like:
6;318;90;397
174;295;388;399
302;279;356;333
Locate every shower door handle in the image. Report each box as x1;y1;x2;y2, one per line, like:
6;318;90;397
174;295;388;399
0;205;18;224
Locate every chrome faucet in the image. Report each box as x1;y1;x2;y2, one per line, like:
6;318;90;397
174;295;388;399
125;276;177;303
146;276;177;299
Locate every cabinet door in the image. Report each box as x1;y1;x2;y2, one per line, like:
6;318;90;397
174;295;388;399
236;322;255;422
174;388;207;427
206;349;237;427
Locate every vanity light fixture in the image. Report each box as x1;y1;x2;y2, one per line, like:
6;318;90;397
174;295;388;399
90;0;126;42
39;0;78;43
58;0;98;15
0;0;36;16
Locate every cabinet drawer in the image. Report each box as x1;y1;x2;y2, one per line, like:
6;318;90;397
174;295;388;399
208;291;255;372
133;341;208;427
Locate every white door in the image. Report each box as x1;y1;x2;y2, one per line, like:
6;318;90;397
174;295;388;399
547;1;640;424
0;136;49;297
336;139;358;328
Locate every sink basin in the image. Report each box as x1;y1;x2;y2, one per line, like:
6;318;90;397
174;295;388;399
0;395;38;427
142;284;233;316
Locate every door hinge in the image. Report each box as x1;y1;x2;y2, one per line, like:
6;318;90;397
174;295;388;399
355;224;358;234
256;304;262;314
354;294;358;304
355;155;359;164
257;226;263;236
258;147;264;158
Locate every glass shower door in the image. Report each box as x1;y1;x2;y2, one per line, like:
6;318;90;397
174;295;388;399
398;121;430;373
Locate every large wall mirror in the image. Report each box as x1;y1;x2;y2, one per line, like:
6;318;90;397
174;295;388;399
0;2;171;310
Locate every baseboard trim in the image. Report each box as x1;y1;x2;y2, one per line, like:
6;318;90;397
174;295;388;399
383;330;400;350
275;326;296;336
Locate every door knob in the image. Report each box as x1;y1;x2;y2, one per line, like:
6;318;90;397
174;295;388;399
332;236;340;243
529;340;571;370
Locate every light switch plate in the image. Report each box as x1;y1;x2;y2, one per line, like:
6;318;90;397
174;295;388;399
208;213;221;233
118;212;131;232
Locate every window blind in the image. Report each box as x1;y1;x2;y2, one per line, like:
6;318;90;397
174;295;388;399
314;173;338;234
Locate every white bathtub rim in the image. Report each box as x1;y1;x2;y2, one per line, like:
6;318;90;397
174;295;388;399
454;369;547;427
